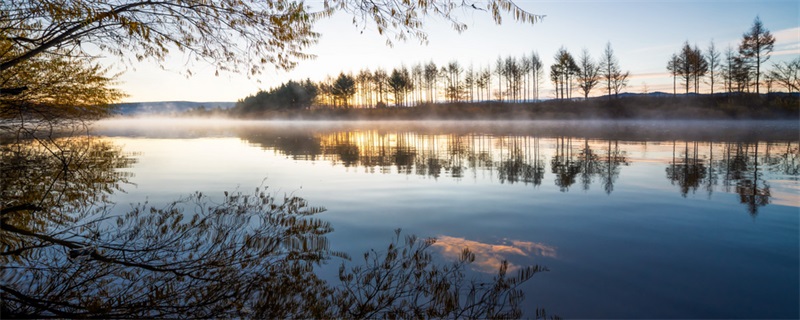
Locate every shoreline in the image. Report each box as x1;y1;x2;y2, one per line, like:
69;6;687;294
176;94;800;121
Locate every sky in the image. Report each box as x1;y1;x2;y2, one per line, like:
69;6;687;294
114;0;800;103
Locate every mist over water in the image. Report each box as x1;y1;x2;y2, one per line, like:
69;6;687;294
94;117;799;141
80;118;800;318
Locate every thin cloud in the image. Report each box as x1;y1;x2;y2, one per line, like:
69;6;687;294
630;72;672;80
773;27;800;46
769;27;800;57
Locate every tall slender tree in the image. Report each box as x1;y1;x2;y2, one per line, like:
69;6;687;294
722;46;736;93
530;52;543;101
677;43;694;94
576;48;601;99
706;40;721;94
476;67;490;101
667;54;679;96
600;42;620;98
388;68;411;106
494;57;505;101
442;61;463;102
691;44;709;93
357;69;373;107
423;62;438;103
551;47;579;100
673;41;706;94
739;16;776;94
520;56;532;101
373;68;389;104
412;64;424;106
465;65;476;102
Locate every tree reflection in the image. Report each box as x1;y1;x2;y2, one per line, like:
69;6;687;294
704;142;719;198
720;142;771;216
598;140;629;194
236;127;795;213
1;128;136;244
666;141;708;197
499;136;545;186
393;135;416;174
665;140;788;216
244;132;323;161
551;137;580;192
578;138;601;191
1;126;551;318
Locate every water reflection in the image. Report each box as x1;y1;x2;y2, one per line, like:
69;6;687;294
723;142;771;215
238;126;797;214
667;141;708;197
0;124;548;318
433;236;556;273
77;119;800;318
1;131;136;236
497;137;545;185
1;127;333;317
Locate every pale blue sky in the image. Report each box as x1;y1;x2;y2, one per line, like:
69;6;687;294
117;0;799;102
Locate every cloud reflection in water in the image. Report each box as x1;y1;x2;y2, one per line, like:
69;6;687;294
432;236;556;273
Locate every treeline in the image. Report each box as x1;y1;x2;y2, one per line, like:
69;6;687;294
667;16;798;96
230;16;798;117
223;94;799;120
232;80;318;116
231;44;622;116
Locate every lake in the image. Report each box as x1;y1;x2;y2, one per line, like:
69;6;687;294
5;119;799;318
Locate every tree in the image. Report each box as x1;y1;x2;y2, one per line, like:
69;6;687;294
667;54;679;96
576;48;601;99
1;0;543;86
476;67;491;101
672;42;706;94
600;42;623;98
690;44;709;93
675;43;695;94
423;61;439;103
0;50;125;120
411;63;425;105
706;40;721;94
232;80;318;115
332;73;357;107
465;65;476;102
0;0;319;76
550;47;579;100
610;69;630;98
723;46;752;93
495;57;505;101
739;16;776;94
442;61;463;103
530;52;543;100
520;56;532;101
2;0;544;121
356;69;373;107
373;69;389;105
768;57;800;93
388;67;412;107
504;56;523;102
722;46;746;93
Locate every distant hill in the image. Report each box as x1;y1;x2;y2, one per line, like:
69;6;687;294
112;101;236;115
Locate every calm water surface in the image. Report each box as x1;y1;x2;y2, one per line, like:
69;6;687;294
94;119;799;318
